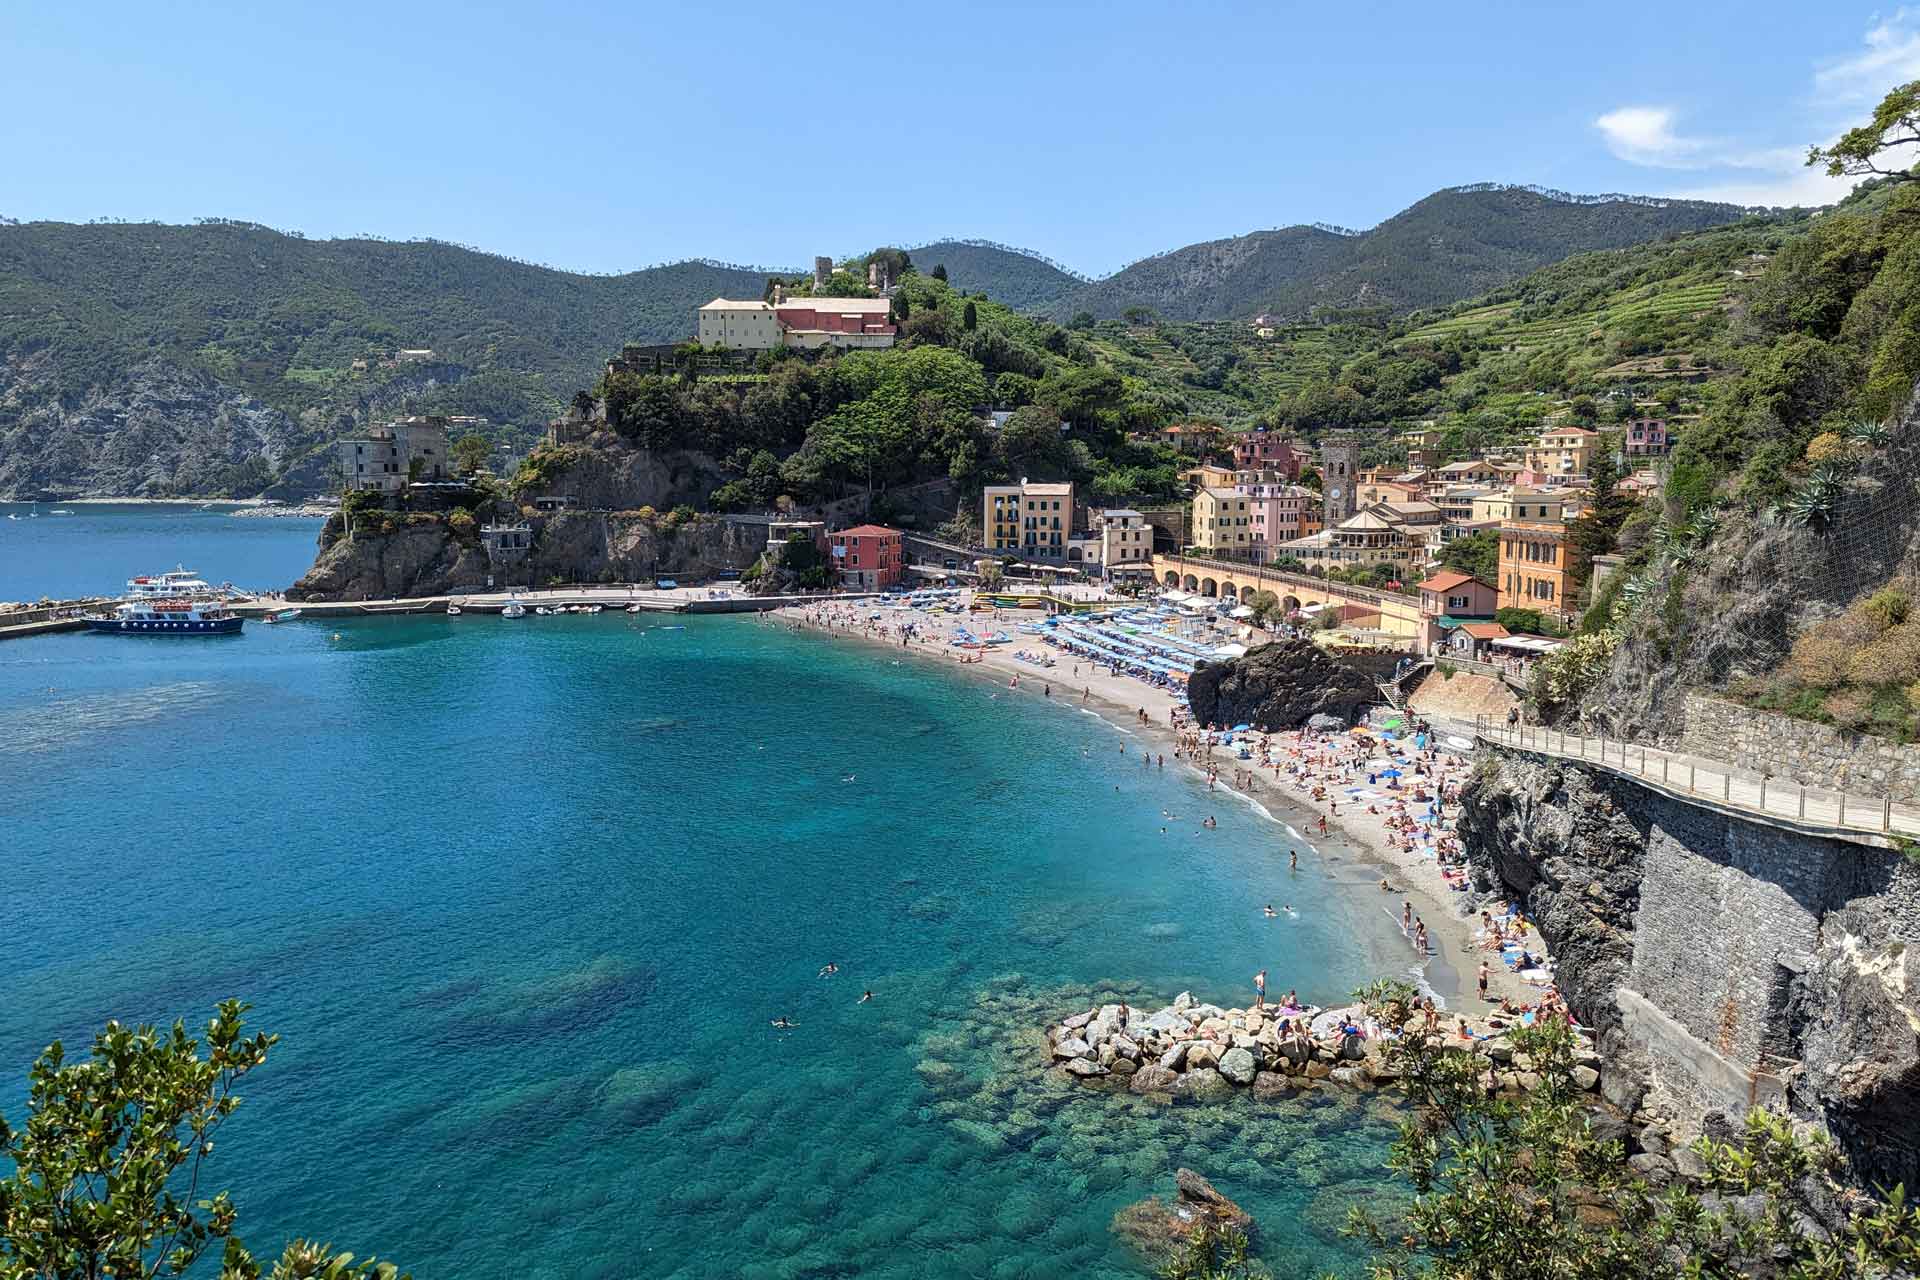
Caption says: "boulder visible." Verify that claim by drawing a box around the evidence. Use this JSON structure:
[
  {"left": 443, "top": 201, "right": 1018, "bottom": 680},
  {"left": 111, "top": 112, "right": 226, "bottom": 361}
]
[
  {"left": 1329, "top": 1066, "right": 1370, "bottom": 1088},
  {"left": 1111, "top": 1035, "right": 1141, "bottom": 1060},
  {"left": 1159, "top": 1042, "right": 1191, "bottom": 1072},
  {"left": 1338, "top": 1033, "right": 1367, "bottom": 1061},
  {"left": 1187, "top": 638, "right": 1389, "bottom": 732},
  {"left": 1671, "top": 1146, "right": 1709, "bottom": 1183},
  {"left": 1110, "top": 1057, "right": 1139, "bottom": 1077},
  {"left": 1303, "top": 1060, "right": 1333, "bottom": 1080},
  {"left": 1186, "top": 1044, "right": 1220, "bottom": 1073},
  {"left": 1052, "top": 1037, "right": 1091, "bottom": 1060},
  {"left": 1218, "top": 1046, "right": 1257, "bottom": 1086},
  {"left": 1062, "top": 1011, "right": 1094, "bottom": 1031},
  {"left": 1173, "top": 991, "right": 1195, "bottom": 1011},
  {"left": 1140, "top": 1007, "right": 1188, "bottom": 1036},
  {"left": 1251, "top": 1071, "right": 1293, "bottom": 1098},
  {"left": 1230, "top": 1033, "right": 1259, "bottom": 1051},
  {"left": 1065, "top": 1057, "right": 1107, "bottom": 1078},
  {"left": 1129, "top": 1064, "right": 1180, "bottom": 1096},
  {"left": 1172, "top": 1068, "right": 1233, "bottom": 1101},
  {"left": 1572, "top": 1065, "right": 1601, "bottom": 1091},
  {"left": 1628, "top": 1152, "right": 1675, "bottom": 1187}
]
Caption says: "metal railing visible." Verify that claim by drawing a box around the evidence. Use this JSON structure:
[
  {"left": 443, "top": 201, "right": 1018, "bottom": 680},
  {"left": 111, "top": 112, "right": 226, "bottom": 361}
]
[{"left": 1475, "top": 718, "right": 1920, "bottom": 839}]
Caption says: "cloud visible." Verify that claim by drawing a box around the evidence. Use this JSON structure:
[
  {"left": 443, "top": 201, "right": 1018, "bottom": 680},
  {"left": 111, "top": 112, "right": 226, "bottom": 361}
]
[
  {"left": 1813, "top": 7, "right": 1920, "bottom": 106},
  {"left": 1594, "top": 107, "right": 1710, "bottom": 168},
  {"left": 1596, "top": 11, "right": 1920, "bottom": 207}
]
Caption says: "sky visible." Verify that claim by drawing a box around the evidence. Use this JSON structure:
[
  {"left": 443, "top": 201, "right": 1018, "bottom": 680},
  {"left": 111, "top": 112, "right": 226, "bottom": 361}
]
[{"left": 3, "top": 1, "right": 1918, "bottom": 278}]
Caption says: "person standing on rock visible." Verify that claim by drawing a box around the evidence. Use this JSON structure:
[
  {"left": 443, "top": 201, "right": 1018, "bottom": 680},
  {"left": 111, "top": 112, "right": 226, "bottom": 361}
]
[
  {"left": 1253, "top": 969, "right": 1267, "bottom": 1009},
  {"left": 1478, "top": 960, "right": 1490, "bottom": 1000}
]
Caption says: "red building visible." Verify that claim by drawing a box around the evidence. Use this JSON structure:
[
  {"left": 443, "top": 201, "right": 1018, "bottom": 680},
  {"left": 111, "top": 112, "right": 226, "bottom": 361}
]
[
  {"left": 772, "top": 299, "right": 897, "bottom": 348},
  {"left": 1231, "top": 432, "right": 1306, "bottom": 479},
  {"left": 829, "top": 524, "right": 904, "bottom": 590}
]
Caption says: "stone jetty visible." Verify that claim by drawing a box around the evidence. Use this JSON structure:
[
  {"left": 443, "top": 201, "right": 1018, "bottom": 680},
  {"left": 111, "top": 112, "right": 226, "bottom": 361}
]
[{"left": 1046, "top": 991, "right": 1606, "bottom": 1100}]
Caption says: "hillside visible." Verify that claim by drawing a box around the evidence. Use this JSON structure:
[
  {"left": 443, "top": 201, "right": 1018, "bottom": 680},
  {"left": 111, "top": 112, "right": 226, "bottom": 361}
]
[
  {"left": 1046, "top": 186, "right": 1761, "bottom": 323},
  {"left": 904, "top": 240, "right": 1084, "bottom": 311}
]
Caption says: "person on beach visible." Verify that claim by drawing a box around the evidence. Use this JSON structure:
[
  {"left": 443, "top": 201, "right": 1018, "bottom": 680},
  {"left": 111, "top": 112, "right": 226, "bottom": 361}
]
[
  {"left": 1253, "top": 969, "right": 1267, "bottom": 1009},
  {"left": 1478, "top": 960, "right": 1490, "bottom": 999}
]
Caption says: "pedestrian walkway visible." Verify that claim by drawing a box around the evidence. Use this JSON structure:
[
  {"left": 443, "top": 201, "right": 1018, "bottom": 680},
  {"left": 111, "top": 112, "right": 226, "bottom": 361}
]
[{"left": 1476, "top": 717, "right": 1920, "bottom": 841}]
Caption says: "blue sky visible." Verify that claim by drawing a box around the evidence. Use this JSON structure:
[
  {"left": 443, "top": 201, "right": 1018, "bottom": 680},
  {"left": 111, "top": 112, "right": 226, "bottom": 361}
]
[{"left": 4, "top": 1, "right": 1917, "bottom": 277}]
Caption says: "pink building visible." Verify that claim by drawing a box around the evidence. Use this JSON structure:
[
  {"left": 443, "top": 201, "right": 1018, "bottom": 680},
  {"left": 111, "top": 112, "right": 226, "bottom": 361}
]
[
  {"left": 1624, "top": 418, "right": 1669, "bottom": 457},
  {"left": 773, "top": 300, "right": 897, "bottom": 343},
  {"left": 1241, "top": 481, "right": 1321, "bottom": 552},
  {"left": 1231, "top": 432, "right": 1306, "bottom": 479},
  {"left": 829, "top": 525, "right": 904, "bottom": 591}
]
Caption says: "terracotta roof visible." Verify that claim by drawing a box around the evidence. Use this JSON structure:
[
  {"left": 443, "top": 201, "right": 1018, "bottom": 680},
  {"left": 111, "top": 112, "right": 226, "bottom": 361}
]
[
  {"left": 832, "top": 524, "right": 900, "bottom": 538},
  {"left": 1458, "top": 622, "right": 1511, "bottom": 640},
  {"left": 1418, "top": 570, "right": 1479, "bottom": 592}
]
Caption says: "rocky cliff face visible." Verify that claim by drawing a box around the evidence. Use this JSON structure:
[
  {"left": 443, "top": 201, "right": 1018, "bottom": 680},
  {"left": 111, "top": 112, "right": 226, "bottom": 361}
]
[
  {"left": 530, "top": 429, "right": 727, "bottom": 513},
  {"left": 1578, "top": 379, "right": 1920, "bottom": 740},
  {"left": 1186, "top": 640, "right": 1391, "bottom": 730},
  {"left": 287, "top": 509, "right": 765, "bottom": 601},
  {"left": 1460, "top": 748, "right": 1920, "bottom": 1190},
  {"left": 0, "top": 352, "right": 314, "bottom": 499}
]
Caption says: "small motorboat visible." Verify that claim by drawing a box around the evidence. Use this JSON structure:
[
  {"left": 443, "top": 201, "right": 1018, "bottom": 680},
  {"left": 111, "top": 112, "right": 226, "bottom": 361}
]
[
  {"left": 625, "top": 604, "right": 643, "bottom": 614},
  {"left": 502, "top": 598, "right": 527, "bottom": 619},
  {"left": 260, "top": 608, "right": 302, "bottom": 624},
  {"left": 446, "top": 603, "right": 463, "bottom": 616},
  {"left": 536, "top": 606, "right": 554, "bottom": 616}
]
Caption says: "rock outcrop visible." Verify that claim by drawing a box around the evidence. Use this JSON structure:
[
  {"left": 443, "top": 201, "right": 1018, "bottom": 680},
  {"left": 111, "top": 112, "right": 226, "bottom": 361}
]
[
  {"left": 1186, "top": 639, "right": 1389, "bottom": 731},
  {"left": 1460, "top": 746, "right": 1920, "bottom": 1191},
  {"left": 1112, "top": 1168, "right": 1254, "bottom": 1263},
  {"left": 288, "top": 508, "right": 764, "bottom": 601}
]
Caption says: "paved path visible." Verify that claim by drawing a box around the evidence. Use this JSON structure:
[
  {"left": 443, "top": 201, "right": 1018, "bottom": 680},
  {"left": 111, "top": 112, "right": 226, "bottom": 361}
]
[{"left": 1478, "top": 720, "right": 1920, "bottom": 841}]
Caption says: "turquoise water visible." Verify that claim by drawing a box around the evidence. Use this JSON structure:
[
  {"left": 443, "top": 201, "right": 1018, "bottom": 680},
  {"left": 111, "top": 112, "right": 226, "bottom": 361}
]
[
  {"left": 2, "top": 517, "right": 1419, "bottom": 1278},
  {"left": 0, "top": 502, "right": 325, "bottom": 601}
]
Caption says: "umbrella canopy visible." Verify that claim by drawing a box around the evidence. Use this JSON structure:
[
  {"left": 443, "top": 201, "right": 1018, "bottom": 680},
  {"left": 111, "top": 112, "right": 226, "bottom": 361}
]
[
  {"left": 1380, "top": 768, "right": 1403, "bottom": 778},
  {"left": 1349, "top": 727, "right": 1373, "bottom": 736},
  {"left": 1231, "top": 723, "right": 1251, "bottom": 732}
]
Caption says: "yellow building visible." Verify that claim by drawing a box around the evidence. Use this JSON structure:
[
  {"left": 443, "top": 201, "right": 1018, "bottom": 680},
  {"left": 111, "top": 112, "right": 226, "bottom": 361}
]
[
  {"left": 1471, "top": 487, "right": 1565, "bottom": 525},
  {"left": 1524, "top": 426, "right": 1598, "bottom": 480},
  {"left": 983, "top": 480, "right": 1076, "bottom": 562},
  {"left": 1191, "top": 487, "right": 1253, "bottom": 555},
  {"left": 1180, "top": 464, "right": 1238, "bottom": 491}
]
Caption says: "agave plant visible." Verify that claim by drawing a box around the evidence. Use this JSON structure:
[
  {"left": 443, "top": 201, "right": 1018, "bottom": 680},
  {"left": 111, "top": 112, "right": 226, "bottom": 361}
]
[
  {"left": 1687, "top": 509, "right": 1722, "bottom": 544},
  {"left": 1846, "top": 417, "right": 1892, "bottom": 449},
  {"left": 1781, "top": 461, "right": 1849, "bottom": 531},
  {"left": 1620, "top": 574, "right": 1656, "bottom": 609}
]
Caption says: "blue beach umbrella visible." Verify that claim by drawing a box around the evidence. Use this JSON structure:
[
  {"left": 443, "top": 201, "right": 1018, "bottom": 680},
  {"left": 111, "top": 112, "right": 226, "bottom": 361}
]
[
  {"left": 1380, "top": 768, "right": 1403, "bottom": 778},
  {"left": 1231, "top": 723, "right": 1251, "bottom": 732}
]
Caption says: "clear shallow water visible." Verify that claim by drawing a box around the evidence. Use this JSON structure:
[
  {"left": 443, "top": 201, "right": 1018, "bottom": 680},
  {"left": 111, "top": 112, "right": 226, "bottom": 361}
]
[
  {"left": 0, "top": 502, "right": 324, "bottom": 600},
  {"left": 2, "top": 519, "right": 1419, "bottom": 1278}
]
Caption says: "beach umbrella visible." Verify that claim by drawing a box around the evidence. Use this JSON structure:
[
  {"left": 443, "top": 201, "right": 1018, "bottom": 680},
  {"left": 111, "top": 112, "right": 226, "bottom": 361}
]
[
  {"left": 1382, "top": 717, "right": 1404, "bottom": 729},
  {"left": 1232, "top": 723, "right": 1251, "bottom": 732},
  {"left": 1380, "top": 768, "right": 1403, "bottom": 778}
]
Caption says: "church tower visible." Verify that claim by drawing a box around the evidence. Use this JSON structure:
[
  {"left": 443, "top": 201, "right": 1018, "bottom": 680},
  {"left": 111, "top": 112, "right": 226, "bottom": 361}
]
[{"left": 1320, "top": 437, "right": 1359, "bottom": 528}]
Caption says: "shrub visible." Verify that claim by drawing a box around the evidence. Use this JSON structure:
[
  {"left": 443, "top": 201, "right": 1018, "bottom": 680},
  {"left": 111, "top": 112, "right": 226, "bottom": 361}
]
[{"left": 1803, "top": 430, "right": 1851, "bottom": 463}]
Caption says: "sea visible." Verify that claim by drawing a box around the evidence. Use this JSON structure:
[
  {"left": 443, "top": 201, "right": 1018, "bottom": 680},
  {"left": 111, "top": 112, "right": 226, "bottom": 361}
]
[{"left": 1, "top": 504, "right": 1424, "bottom": 1278}]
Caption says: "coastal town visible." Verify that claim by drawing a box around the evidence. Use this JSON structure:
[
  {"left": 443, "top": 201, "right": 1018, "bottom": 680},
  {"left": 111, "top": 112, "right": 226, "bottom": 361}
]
[{"left": 10, "top": 28, "right": 1920, "bottom": 1279}]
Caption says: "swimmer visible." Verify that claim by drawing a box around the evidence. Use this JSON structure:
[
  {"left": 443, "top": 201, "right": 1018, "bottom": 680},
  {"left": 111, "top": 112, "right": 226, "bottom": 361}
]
[
  {"left": 770, "top": 1017, "right": 798, "bottom": 1029},
  {"left": 842, "top": 774, "right": 857, "bottom": 783},
  {"left": 1201, "top": 816, "right": 1217, "bottom": 829},
  {"left": 1289, "top": 849, "right": 1299, "bottom": 871},
  {"left": 1263, "top": 904, "right": 1276, "bottom": 919},
  {"left": 818, "top": 963, "right": 839, "bottom": 978},
  {"left": 858, "top": 990, "right": 874, "bottom": 1004}
]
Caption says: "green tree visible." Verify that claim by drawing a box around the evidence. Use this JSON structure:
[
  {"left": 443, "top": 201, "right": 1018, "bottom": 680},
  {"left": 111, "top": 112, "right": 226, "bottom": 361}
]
[
  {"left": 1808, "top": 79, "right": 1920, "bottom": 184},
  {"left": 0, "top": 1001, "right": 406, "bottom": 1280},
  {"left": 1438, "top": 530, "right": 1498, "bottom": 584},
  {"left": 1348, "top": 1014, "right": 1920, "bottom": 1280},
  {"left": 962, "top": 301, "right": 978, "bottom": 331},
  {"left": 1068, "top": 311, "right": 1095, "bottom": 331},
  {"left": 930, "top": 264, "right": 948, "bottom": 282},
  {"left": 891, "top": 293, "right": 911, "bottom": 323},
  {"left": 450, "top": 433, "right": 491, "bottom": 476}
]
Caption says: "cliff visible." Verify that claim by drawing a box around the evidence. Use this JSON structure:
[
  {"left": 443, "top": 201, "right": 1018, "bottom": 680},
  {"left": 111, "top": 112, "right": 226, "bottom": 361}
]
[
  {"left": 1186, "top": 640, "right": 1393, "bottom": 730},
  {"left": 1459, "top": 747, "right": 1920, "bottom": 1191},
  {"left": 287, "top": 508, "right": 765, "bottom": 601},
  {"left": 519, "top": 428, "right": 727, "bottom": 513}
]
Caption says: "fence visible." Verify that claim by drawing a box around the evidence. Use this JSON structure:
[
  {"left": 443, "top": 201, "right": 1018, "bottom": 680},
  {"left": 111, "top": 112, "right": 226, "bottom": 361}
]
[{"left": 1475, "top": 718, "right": 1920, "bottom": 839}]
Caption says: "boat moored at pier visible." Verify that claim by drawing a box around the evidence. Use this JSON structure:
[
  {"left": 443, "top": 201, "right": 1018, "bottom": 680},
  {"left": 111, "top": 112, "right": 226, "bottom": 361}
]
[{"left": 85, "top": 597, "right": 244, "bottom": 636}]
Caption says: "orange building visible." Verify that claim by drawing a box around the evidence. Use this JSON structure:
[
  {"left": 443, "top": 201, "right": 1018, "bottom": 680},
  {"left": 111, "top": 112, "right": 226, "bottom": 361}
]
[{"left": 1497, "top": 520, "right": 1574, "bottom": 623}]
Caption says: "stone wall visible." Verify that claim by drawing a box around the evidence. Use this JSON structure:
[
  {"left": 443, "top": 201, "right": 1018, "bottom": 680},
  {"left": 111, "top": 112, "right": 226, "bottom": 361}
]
[
  {"left": 1678, "top": 693, "right": 1920, "bottom": 803},
  {"left": 1459, "top": 747, "right": 1920, "bottom": 1190}
]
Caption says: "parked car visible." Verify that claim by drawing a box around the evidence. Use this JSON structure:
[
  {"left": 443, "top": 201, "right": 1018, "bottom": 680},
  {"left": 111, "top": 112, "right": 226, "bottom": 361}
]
[{"left": 655, "top": 578, "right": 679, "bottom": 589}]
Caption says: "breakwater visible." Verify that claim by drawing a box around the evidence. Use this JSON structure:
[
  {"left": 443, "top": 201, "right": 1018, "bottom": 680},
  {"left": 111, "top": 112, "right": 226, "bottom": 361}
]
[{"left": 1046, "top": 991, "right": 1608, "bottom": 1101}]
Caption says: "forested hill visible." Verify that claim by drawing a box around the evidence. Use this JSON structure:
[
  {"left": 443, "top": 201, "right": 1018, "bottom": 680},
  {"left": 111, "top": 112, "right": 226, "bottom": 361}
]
[
  {"left": 1044, "top": 186, "right": 1760, "bottom": 323},
  {"left": 902, "top": 240, "right": 1085, "bottom": 311}
]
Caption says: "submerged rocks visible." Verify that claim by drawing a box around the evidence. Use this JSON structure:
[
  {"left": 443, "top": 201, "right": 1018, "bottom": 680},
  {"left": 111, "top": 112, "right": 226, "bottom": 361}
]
[{"left": 1113, "top": 1168, "right": 1255, "bottom": 1264}]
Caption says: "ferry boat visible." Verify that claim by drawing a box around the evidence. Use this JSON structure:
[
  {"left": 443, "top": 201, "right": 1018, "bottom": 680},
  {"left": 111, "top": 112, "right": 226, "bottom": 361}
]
[
  {"left": 126, "top": 568, "right": 218, "bottom": 599},
  {"left": 85, "top": 597, "right": 244, "bottom": 636}
]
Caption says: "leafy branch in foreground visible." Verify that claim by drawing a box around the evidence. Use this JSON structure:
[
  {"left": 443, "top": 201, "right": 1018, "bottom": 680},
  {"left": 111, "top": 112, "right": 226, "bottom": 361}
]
[
  {"left": 1347, "top": 1016, "right": 1920, "bottom": 1279},
  {"left": 0, "top": 1000, "right": 406, "bottom": 1280}
]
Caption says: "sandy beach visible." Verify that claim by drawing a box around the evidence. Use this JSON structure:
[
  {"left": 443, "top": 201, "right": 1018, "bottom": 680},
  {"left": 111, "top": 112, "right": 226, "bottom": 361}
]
[{"left": 765, "top": 593, "right": 1558, "bottom": 1015}]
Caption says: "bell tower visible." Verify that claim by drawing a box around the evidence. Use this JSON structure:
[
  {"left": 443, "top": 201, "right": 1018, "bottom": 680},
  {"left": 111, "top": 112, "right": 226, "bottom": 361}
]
[{"left": 1320, "top": 437, "right": 1359, "bottom": 528}]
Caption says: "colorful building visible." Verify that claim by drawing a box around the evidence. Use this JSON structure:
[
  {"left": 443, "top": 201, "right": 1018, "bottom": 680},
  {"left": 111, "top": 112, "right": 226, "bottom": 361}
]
[
  {"left": 1417, "top": 569, "right": 1499, "bottom": 651},
  {"left": 1241, "top": 481, "right": 1321, "bottom": 554},
  {"left": 1191, "top": 487, "right": 1254, "bottom": 555},
  {"left": 1524, "top": 426, "right": 1598, "bottom": 482},
  {"left": 1229, "top": 432, "right": 1306, "bottom": 478},
  {"left": 1471, "top": 487, "right": 1565, "bottom": 525},
  {"left": 983, "top": 480, "right": 1076, "bottom": 563},
  {"left": 1497, "top": 520, "right": 1573, "bottom": 622},
  {"left": 697, "top": 297, "right": 897, "bottom": 351},
  {"left": 1625, "top": 418, "right": 1670, "bottom": 457},
  {"left": 829, "top": 524, "right": 903, "bottom": 590}
]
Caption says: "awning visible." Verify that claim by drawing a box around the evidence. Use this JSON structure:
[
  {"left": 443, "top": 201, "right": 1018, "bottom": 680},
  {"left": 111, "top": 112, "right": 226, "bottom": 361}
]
[
  {"left": 1489, "top": 636, "right": 1563, "bottom": 654},
  {"left": 1436, "top": 614, "right": 1496, "bottom": 629},
  {"left": 1162, "top": 590, "right": 1193, "bottom": 603},
  {"left": 1298, "top": 603, "right": 1327, "bottom": 615},
  {"left": 1229, "top": 605, "right": 1254, "bottom": 619}
]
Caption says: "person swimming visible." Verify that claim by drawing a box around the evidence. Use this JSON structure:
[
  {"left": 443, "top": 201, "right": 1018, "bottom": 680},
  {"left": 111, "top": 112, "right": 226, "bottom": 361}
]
[
  {"left": 770, "top": 1017, "right": 798, "bottom": 1029},
  {"left": 858, "top": 990, "right": 874, "bottom": 1004},
  {"left": 1264, "top": 904, "right": 1276, "bottom": 918},
  {"left": 818, "top": 963, "right": 838, "bottom": 977},
  {"left": 1202, "top": 816, "right": 1217, "bottom": 829}
]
